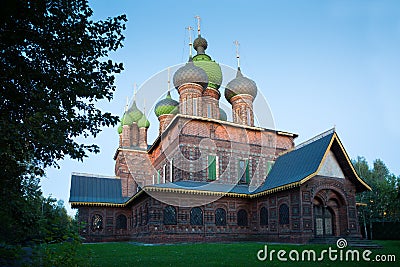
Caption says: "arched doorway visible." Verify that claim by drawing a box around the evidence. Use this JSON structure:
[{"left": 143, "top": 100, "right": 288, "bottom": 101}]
[{"left": 313, "top": 189, "right": 347, "bottom": 237}]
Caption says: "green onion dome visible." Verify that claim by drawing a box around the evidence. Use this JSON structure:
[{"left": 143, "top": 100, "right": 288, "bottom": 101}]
[
  {"left": 173, "top": 57, "right": 208, "bottom": 90},
  {"left": 127, "top": 101, "right": 143, "bottom": 123},
  {"left": 225, "top": 68, "right": 257, "bottom": 103},
  {"left": 121, "top": 111, "right": 134, "bottom": 126},
  {"left": 154, "top": 92, "right": 179, "bottom": 117},
  {"left": 137, "top": 114, "right": 150, "bottom": 128},
  {"left": 193, "top": 54, "right": 222, "bottom": 90},
  {"left": 219, "top": 108, "right": 227, "bottom": 121},
  {"left": 117, "top": 123, "right": 123, "bottom": 134}
]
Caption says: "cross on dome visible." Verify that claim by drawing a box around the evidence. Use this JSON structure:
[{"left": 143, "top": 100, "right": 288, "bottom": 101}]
[
  {"left": 234, "top": 40, "right": 240, "bottom": 69},
  {"left": 185, "top": 26, "right": 193, "bottom": 57},
  {"left": 195, "top": 15, "right": 201, "bottom": 35}
]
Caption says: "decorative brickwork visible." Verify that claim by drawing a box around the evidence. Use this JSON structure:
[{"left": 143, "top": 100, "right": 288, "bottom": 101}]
[
  {"left": 230, "top": 94, "right": 254, "bottom": 126},
  {"left": 158, "top": 113, "right": 175, "bottom": 135},
  {"left": 178, "top": 83, "right": 204, "bottom": 116},
  {"left": 202, "top": 87, "right": 220, "bottom": 120}
]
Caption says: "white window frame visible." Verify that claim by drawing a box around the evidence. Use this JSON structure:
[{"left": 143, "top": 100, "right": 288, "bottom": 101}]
[
  {"left": 216, "top": 155, "right": 219, "bottom": 180},
  {"left": 170, "top": 159, "right": 173, "bottom": 182},
  {"left": 193, "top": 98, "right": 198, "bottom": 116},
  {"left": 163, "top": 164, "right": 166, "bottom": 183}
]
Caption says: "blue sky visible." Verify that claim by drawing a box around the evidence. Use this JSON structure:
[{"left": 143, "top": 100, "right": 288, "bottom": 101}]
[{"left": 41, "top": 0, "right": 400, "bottom": 214}]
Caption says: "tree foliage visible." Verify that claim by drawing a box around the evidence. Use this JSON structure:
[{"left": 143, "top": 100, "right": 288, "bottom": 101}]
[
  {"left": 354, "top": 157, "right": 400, "bottom": 224},
  {"left": 0, "top": 0, "right": 126, "bottom": 244}
]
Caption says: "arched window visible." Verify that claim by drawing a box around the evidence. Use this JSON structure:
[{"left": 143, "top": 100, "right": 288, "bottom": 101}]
[
  {"left": 237, "top": 209, "right": 248, "bottom": 226},
  {"left": 260, "top": 207, "right": 268, "bottom": 226},
  {"left": 116, "top": 214, "right": 127, "bottom": 230},
  {"left": 190, "top": 207, "right": 203, "bottom": 225},
  {"left": 215, "top": 208, "right": 226, "bottom": 226},
  {"left": 279, "top": 204, "right": 289, "bottom": 225},
  {"left": 91, "top": 214, "right": 103, "bottom": 232},
  {"left": 163, "top": 205, "right": 177, "bottom": 225}
]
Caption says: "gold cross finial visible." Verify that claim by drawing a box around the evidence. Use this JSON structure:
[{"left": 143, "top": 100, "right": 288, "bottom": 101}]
[
  {"left": 194, "top": 15, "right": 201, "bottom": 35},
  {"left": 234, "top": 40, "right": 240, "bottom": 68},
  {"left": 185, "top": 26, "right": 193, "bottom": 57}
]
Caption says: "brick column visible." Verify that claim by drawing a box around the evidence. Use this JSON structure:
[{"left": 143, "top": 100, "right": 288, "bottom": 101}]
[
  {"left": 158, "top": 113, "right": 175, "bottom": 135},
  {"left": 122, "top": 125, "right": 131, "bottom": 147},
  {"left": 202, "top": 87, "right": 220, "bottom": 119},
  {"left": 130, "top": 122, "right": 139, "bottom": 147},
  {"left": 139, "top": 127, "right": 148, "bottom": 149},
  {"left": 178, "top": 83, "right": 203, "bottom": 116}
]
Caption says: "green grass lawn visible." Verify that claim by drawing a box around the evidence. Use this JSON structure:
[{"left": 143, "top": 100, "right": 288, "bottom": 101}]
[{"left": 67, "top": 240, "right": 399, "bottom": 267}]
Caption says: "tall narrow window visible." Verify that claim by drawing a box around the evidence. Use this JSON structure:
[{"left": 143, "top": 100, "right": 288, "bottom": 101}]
[
  {"left": 163, "top": 205, "right": 177, "bottom": 225},
  {"left": 157, "top": 170, "right": 160, "bottom": 184},
  {"left": 215, "top": 208, "right": 226, "bottom": 226},
  {"left": 193, "top": 98, "right": 198, "bottom": 116},
  {"left": 279, "top": 204, "right": 289, "bottom": 225},
  {"left": 238, "top": 159, "right": 249, "bottom": 184},
  {"left": 182, "top": 99, "right": 187, "bottom": 114},
  {"left": 247, "top": 109, "right": 251, "bottom": 125},
  {"left": 260, "top": 207, "right": 268, "bottom": 226},
  {"left": 207, "top": 103, "right": 212, "bottom": 118},
  {"left": 208, "top": 155, "right": 216, "bottom": 181},
  {"left": 237, "top": 209, "right": 248, "bottom": 226},
  {"left": 190, "top": 207, "right": 203, "bottom": 225}
]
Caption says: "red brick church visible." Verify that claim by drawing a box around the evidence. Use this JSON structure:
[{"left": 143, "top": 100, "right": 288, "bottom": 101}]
[{"left": 69, "top": 26, "right": 371, "bottom": 243}]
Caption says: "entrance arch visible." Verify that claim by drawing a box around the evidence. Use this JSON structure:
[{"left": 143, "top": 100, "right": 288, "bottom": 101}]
[{"left": 313, "top": 189, "right": 347, "bottom": 237}]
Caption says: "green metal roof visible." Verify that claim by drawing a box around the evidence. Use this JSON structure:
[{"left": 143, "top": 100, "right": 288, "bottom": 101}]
[
  {"left": 254, "top": 132, "right": 334, "bottom": 193},
  {"left": 150, "top": 180, "right": 251, "bottom": 194},
  {"left": 69, "top": 174, "right": 127, "bottom": 204}
]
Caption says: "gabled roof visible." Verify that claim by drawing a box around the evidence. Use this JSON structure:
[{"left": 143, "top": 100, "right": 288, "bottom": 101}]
[
  {"left": 69, "top": 173, "right": 128, "bottom": 206},
  {"left": 254, "top": 129, "right": 371, "bottom": 196}
]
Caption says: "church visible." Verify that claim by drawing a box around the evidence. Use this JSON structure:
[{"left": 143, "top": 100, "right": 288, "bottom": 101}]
[{"left": 69, "top": 22, "right": 371, "bottom": 243}]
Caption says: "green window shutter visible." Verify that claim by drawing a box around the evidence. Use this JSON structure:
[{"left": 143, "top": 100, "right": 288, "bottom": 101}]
[
  {"left": 245, "top": 159, "right": 250, "bottom": 184},
  {"left": 208, "top": 155, "right": 216, "bottom": 180}
]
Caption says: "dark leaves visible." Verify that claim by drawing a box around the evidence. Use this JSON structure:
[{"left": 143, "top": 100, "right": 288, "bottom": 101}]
[{"left": 0, "top": 0, "right": 125, "bottom": 171}]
